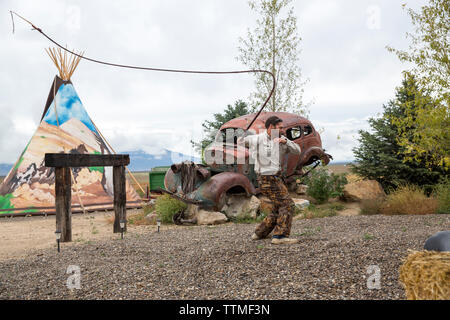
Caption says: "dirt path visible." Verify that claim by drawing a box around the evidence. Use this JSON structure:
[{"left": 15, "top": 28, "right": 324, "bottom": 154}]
[{"left": 0, "top": 209, "right": 165, "bottom": 261}]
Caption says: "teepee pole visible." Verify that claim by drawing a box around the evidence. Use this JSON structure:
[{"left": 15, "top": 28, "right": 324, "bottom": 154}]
[{"left": 90, "top": 119, "right": 147, "bottom": 197}]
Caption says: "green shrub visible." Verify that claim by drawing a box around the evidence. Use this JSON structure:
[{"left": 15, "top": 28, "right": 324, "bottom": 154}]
[
  {"left": 434, "top": 177, "right": 450, "bottom": 214},
  {"left": 303, "top": 168, "right": 347, "bottom": 204},
  {"left": 154, "top": 194, "right": 187, "bottom": 223}
]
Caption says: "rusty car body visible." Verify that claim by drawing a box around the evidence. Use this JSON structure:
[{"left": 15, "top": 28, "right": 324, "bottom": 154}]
[{"left": 163, "top": 112, "right": 332, "bottom": 211}]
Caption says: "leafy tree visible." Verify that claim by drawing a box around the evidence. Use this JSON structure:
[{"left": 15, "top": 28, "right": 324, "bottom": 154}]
[
  {"left": 387, "top": 0, "right": 449, "bottom": 94},
  {"left": 191, "top": 100, "right": 249, "bottom": 156},
  {"left": 237, "top": 0, "right": 307, "bottom": 115},
  {"left": 390, "top": 72, "right": 449, "bottom": 169},
  {"left": 387, "top": 0, "right": 449, "bottom": 169},
  {"left": 351, "top": 74, "right": 446, "bottom": 192}
]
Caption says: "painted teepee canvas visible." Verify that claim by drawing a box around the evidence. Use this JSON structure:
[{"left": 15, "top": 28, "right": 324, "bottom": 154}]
[{"left": 0, "top": 49, "right": 142, "bottom": 215}]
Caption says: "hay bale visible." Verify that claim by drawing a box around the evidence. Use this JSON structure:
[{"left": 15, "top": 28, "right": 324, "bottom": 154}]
[{"left": 399, "top": 250, "right": 450, "bottom": 300}]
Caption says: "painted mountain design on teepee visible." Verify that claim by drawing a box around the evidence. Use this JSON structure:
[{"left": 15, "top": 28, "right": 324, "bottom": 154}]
[{"left": 0, "top": 76, "right": 142, "bottom": 215}]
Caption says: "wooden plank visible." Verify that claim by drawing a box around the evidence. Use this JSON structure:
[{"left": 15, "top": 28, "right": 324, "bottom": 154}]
[
  {"left": 45, "top": 153, "right": 130, "bottom": 168},
  {"left": 113, "top": 165, "right": 127, "bottom": 233},
  {"left": 55, "top": 167, "right": 72, "bottom": 242}
]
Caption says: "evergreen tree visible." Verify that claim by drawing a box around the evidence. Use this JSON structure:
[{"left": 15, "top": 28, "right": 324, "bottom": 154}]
[
  {"left": 191, "top": 100, "right": 249, "bottom": 155},
  {"left": 351, "top": 74, "right": 446, "bottom": 192}
]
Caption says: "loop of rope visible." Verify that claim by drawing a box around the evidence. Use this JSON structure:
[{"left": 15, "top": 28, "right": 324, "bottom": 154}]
[{"left": 10, "top": 11, "right": 275, "bottom": 131}]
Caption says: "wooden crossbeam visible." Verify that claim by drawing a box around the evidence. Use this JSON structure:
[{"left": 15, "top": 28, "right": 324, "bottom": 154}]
[{"left": 45, "top": 153, "right": 130, "bottom": 168}]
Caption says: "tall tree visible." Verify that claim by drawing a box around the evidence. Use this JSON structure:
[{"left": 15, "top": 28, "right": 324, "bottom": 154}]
[
  {"left": 351, "top": 74, "right": 445, "bottom": 192},
  {"left": 237, "top": 0, "right": 307, "bottom": 115},
  {"left": 386, "top": 0, "right": 449, "bottom": 169}
]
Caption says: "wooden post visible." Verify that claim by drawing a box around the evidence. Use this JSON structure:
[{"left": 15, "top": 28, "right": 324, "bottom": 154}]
[
  {"left": 45, "top": 153, "right": 131, "bottom": 238},
  {"left": 113, "top": 165, "right": 126, "bottom": 233},
  {"left": 55, "top": 167, "right": 72, "bottom": 242}
]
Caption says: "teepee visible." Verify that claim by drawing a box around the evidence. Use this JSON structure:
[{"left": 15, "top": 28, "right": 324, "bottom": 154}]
[{"left": 0, "top": 48, "right": 143, "bottom": 216}]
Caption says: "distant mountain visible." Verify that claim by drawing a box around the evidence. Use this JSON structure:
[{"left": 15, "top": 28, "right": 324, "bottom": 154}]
[
  {"left": 124, "top": 149, "right": 202, "bottom": 172},
  {"left": 0, "top": 164, "right": 12, "bottom": 176},
  {"left": 0, "top": 149, "right": 200, "bottom": 176},
  {"left": 0, "top": 150, "right": 353, "bottom": 175}
]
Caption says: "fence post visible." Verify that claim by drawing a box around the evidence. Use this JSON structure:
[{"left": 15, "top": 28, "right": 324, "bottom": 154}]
[
  {"left": 55, "top": 167, "right": 72, "bottom": 242},
  {"left": 113, "top": 165, "right": 126, "bottom": 233}
]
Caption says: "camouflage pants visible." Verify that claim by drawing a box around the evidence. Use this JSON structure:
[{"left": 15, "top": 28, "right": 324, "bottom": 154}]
[{"left": 254, "top": 175, "right": 295, "bottom": 238}]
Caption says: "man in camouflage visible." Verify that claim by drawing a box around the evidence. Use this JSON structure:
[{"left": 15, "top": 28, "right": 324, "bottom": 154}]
[{"left": 240, "top": 116, "right": 301, "bottom": 245}]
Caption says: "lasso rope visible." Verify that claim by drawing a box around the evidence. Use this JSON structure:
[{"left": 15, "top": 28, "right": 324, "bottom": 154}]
[{"left": 10, "top": 11, "right": 275, "bottom": 131}]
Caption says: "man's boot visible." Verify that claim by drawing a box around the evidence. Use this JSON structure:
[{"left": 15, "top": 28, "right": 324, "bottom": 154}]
[{"left": 271, "top": 236, "right": 299, "bottom": 245}]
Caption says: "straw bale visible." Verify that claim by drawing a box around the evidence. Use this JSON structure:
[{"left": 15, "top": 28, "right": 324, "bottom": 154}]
[{"left": 399, "top": 250, "right": 450, "bottom": 300}]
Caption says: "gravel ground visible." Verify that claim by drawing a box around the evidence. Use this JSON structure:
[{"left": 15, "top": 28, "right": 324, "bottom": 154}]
[{"left": 0, "top": 214, "right": 448, "bottom": 300}]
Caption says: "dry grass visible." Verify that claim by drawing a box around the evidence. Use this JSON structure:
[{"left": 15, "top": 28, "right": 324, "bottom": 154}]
[
  {"left": 105, "top": 205, "right": 154, "bottom": 226},
  {"left": 380, "top": 185, "right": 438, "bottom": 215},
  {"left": 346, "top": 173, "right": 364, "bottom": 184},
  {"left": 360, "top": 198, "right": 384, "bottom": 215},
  {"left": 399, "top": 250, "right": 450, "bottom": 300}
]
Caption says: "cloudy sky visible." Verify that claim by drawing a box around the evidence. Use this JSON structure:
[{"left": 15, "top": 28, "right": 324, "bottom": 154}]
[{"left": 0, "top": 0, "right": 424, "bottom": 164}]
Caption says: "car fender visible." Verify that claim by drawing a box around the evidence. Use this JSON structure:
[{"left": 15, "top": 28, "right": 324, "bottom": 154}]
[
  {"left": 299, "top": 146, "right": 331, "bottom": 166},
  {"left": 194, "top": 171, "right": 256, "bottom": 210}
]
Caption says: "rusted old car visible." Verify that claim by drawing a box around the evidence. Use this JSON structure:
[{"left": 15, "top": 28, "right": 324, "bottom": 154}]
[{"left": 163, "top": 112, "right": 332, "bottom": 211}]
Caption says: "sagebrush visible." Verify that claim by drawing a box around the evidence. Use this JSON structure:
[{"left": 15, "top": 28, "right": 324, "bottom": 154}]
[
  {"left": 380, "top": 184, "right": 438, "bottom": 215},
  {"left": 155, "top": 194, "right": 187, "bottom": 223},
  {"left": 303, "top": 168, "right": 347, "bottom": 204}
]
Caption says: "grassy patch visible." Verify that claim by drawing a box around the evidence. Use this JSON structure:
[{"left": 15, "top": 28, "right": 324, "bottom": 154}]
[
  {"left": 363, "top": 233, "right": 375, "bottom": 240},
  {"left": 127, "top": 205, "right": 155, "bottom": 226},
  {"left": 230, "top": 211, "right": 267, "bottom": 224},
  {"left": 294, "top": 226, "right": 322, "bottom": 237},
  {"left": 298, "top": 202, "right": 345, "bottom": 219}
]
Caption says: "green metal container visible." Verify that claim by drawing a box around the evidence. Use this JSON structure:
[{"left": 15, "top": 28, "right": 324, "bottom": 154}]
[{"left": 149, "top": 166, "right": 170, "bottom": 191}]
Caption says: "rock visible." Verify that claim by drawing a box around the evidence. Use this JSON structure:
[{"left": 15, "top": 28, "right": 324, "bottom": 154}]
[
  {"left": 184, "top": 204, "right": 199, "bottom": 220},
  {"left": 296, "top": 184, "right": 308, "bottom": 195},
  {"left": 293, "top": 199, "right": 310, "bottom": 210},
  {"left": 341, "top": 180, "right": 385, "bottom": 202},
  {"left": 196, "top": 210, "right": 228, "bottom": 225},
  {"left": 424, "top": 231, "right": 450, "bottom": 252},
  {"left": 144, "top": 212, "right": 158, "bottom": 225},
  {"left": 184, "top": 204, "right": 228, "bottom": 225},
  {"left": 222, "top": 195, "right": 261, "bottom": 219}
]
